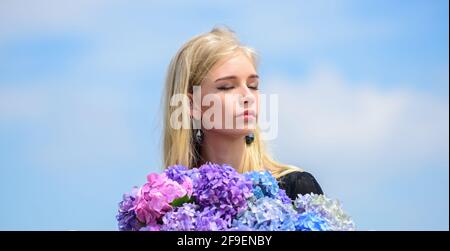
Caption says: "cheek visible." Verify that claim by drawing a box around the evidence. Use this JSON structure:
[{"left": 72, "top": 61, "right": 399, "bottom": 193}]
[
  {"left": 222, "top": 94, "right": 241, "bottom": 116},
  {"left": 199, "top": 93, "right": 232, "bottom": 117}
]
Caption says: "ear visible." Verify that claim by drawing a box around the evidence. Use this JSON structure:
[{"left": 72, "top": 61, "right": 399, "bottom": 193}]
[
  {"left": 187, "top": 92, "right": 193, "bottom": 118},
  {"left": 187, "top": 92, "right": 201, "bottom": 120}
]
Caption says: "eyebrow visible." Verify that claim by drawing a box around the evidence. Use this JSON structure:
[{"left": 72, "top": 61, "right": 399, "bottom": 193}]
[{"left": 214, "top": 74, "right": 259, "bottom": 83}]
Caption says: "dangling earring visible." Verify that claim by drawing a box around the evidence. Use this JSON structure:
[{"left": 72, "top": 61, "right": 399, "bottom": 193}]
[
  {"left": 245, "top": 133, "right": 254, "bottom": 145},
  {"left": 192, "top": 116, "right": 203, "bottom": 144},
  {"left": 195, "top": 129, "right": 203, "bottom": 144}
]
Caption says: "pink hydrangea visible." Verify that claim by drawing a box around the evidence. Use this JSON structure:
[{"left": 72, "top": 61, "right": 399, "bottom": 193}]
[{"left": 134, "top": 173, "right": 193, "bottom": 225}]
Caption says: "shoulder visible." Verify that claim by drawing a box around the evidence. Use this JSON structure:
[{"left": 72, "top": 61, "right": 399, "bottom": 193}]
[{"left": 277, "top": 170, "right": 324, "bottom": 200}]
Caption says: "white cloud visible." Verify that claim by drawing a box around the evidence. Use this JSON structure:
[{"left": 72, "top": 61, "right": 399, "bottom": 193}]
[
  {"left": 0, "top": 0, "right": 107, "bottom": 36},
  {"left": 0, "top": 85, "right": 144, "bottom": 169},
  {"left": 264, "top": 65, "right": 449, "bottom": 175}
]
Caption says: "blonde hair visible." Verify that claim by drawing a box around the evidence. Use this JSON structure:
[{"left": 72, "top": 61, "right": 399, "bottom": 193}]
[{"left": 162, "top": 26, "right": 302, "bottom": 179}]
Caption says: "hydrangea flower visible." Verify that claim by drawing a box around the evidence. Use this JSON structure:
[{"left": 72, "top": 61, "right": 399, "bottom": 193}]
[
  {"left": 245, "top": 171, "right": 292, "bottom": 204},
  {"left": 193, "top": 162, "right": 253, "bottom": 218},
  {"left": 194, "top": 206, "right": 234, "bottom": 231},
  {"left": 277, "top": 189, "right": 292, "bottom": 204},
  {"left": 117, "top": 163, "right": 356, "bottom": 231},
  {"left": 161, "top": 204, "right": 232, "bottom": 231},
  {"left": 134, "top": 173, "right": 193, "bottom": 226},
  {"left": 161, "top": 203, "right": 198, "bottom": 231},
  {"left": 293, "top": 193, "right": 356, "bottom": 231},
  {"left": 232, "top": 197, "right": 298, "bottom": 231},
  {"left": 116, "top": 186, "right": 142, "bottom": 231},
  {"left": 164, "top": 165, "right": 190, "bottom": 183},
  {"left": 295, "top": 212, "right": 332, "bottom": 231},
  {"left": 139, "top": 223, "right": 161, "bottom": 231}
]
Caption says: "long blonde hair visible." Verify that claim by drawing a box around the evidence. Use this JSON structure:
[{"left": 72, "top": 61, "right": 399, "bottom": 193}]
[{"left": 162, "top": 26, "right": 302, "bottom": 179}]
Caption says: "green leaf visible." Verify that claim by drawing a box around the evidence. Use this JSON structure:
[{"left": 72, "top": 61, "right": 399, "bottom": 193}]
[{"left": 170, "top": 195, "right": 193, "bottom": 207}]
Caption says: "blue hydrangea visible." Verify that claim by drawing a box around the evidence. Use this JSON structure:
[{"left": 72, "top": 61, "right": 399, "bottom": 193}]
[
  {"left": 232, "top": 197, "right": 298, "bottom": 231},
  {"left": 295, "top": 212, "right": 332, "bottom": 231},
  {"left": 245, "top": 171, "right": 292, "bottom": 204}
]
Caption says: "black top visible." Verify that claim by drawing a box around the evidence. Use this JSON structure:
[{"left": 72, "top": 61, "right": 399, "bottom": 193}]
[{"left": 277, "top": 171, "right": 324, "bottom": 200}]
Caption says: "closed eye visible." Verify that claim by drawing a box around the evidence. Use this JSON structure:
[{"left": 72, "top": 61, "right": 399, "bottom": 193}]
[
  {"left": 217, "top": 85, "right": 234, "bottom": 91},
  {"left": 248, "top": 82, "right": 259, "bottom": 90}
]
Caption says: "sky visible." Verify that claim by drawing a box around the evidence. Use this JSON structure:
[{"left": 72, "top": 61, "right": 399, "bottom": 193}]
[{"left": 0, "top": 0, "right": 448, "bottom": 230}]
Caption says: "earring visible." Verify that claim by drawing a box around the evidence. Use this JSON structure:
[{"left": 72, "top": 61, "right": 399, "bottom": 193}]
[
  {"left": 245, "top": 133, "right": 254, "bottom": 145},
  {"left": 195, "top": 129, "right": 203, "bottom": 144}
]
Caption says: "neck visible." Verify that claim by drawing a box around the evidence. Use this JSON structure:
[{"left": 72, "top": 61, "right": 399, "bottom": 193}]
[{"left": 200, "top": 131, "right": 246, "bottom": 172}]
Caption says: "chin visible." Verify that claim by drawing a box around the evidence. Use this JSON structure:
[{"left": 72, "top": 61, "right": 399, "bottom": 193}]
[{"left": 214, "top": 128, "right": 256, "bottom": 138}]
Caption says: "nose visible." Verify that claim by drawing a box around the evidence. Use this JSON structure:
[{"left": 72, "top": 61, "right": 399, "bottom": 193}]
[{"left": 239, "top": 85, "right": 256, "bottom": 106}]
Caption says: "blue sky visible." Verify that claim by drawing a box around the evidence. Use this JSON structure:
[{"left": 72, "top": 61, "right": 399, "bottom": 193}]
[{"left": 0, "top": 0, "right": 448, "bottom": 230}]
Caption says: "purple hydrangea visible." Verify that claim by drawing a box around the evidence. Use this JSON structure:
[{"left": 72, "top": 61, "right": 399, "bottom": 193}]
[
  {"left": 164, "top": 164, "right": 190, "bottom": 184},
  {"left": 161, "top": 203, "right": 198, "bottom": 231},
  {"left": 116, "top": 187, "right": 142, "bottom": 231},
  {"left": 161, "top": 204, "right": 233, "bottom": 231},
  {"left": 139, "top": 223, "right": 161, "bottom": 231},
  {"left": 277, "top": 189, "right": 292, "bottom": 204},
  {"left": 194, "top": 206, "right": 234, "bottom": 231},
  {"left": 192, "top": 162, "right": 253, "bottom": 218}
]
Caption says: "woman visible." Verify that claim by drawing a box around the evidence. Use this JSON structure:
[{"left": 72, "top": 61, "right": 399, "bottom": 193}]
[{"left": 161, "top": 26, "right": 323, "bottom": 200}]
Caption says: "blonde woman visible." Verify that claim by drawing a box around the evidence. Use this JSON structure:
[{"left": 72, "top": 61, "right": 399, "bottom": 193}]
[{"left": 162, "top": 26, "right": 323, "bottom": 200}]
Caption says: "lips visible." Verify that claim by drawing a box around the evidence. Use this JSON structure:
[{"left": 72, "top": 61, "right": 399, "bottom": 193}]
[{"left": 240, "top": 110, "right": 256, "bottom": 117}]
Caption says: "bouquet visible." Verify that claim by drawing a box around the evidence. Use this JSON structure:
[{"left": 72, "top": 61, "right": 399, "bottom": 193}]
[{"left": 116, "top": 163, "right": 356, "bottom": 231}]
